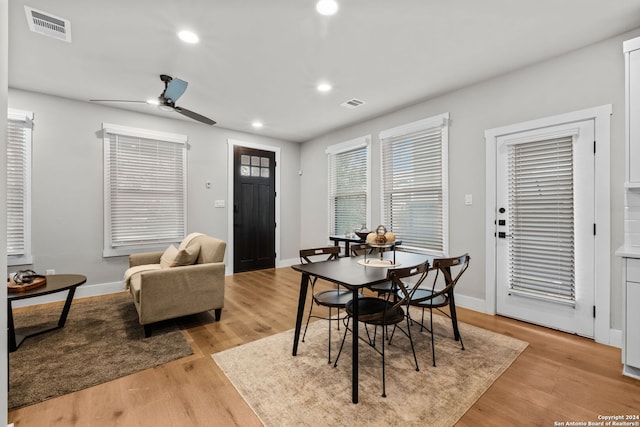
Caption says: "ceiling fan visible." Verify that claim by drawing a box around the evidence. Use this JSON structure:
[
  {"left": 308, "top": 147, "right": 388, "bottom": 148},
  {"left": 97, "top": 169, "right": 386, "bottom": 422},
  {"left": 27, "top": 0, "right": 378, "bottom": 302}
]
[{"left": 90, "top": 74, "right": 216, "bottom": 125}]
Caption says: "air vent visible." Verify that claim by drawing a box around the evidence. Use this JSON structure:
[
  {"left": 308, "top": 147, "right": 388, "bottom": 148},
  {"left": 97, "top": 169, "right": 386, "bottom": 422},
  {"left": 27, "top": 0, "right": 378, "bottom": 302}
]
[
  {"left": 24, "top": 6, "right": 72, "bottom": 43},
  {"left": 340, "top": 98, "right": 366, "bottom": 109}
]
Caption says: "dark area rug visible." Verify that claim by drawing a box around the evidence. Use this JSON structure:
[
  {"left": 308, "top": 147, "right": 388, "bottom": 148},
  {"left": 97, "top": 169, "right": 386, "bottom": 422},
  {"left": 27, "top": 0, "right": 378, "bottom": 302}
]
[{"left": 9, "top": 292, "right": 194, "bottom": 411}]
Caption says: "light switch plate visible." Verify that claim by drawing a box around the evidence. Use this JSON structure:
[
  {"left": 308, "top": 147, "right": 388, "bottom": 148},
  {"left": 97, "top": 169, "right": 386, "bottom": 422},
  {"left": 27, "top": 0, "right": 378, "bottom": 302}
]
[
  {"left": 465, "top": 194, "right": 473, "bottom": 205},
  {"left": 214, "top": 200, "right": 225, "bottom": 208}
]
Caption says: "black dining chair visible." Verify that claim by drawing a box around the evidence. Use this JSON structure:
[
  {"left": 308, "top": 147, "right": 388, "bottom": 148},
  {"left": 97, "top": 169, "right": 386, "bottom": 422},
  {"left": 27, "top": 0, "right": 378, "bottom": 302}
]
[
  {"left": 350, "top": 243, "right": 396, "bottom": 297},
  {"left": 300, "top": 246, "right": 352, "bottom": 364},
  {"left": 333, "top": 260, "right": 430, "bottom": 397},
  {"left": 400, "top": 253, "right": 470, "bottom": 367}
]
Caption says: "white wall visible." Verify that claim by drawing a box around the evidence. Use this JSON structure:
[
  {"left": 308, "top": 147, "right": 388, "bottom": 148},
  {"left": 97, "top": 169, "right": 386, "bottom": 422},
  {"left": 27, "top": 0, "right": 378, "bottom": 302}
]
[
  {"left": 7, "top": 89, "right": 301, "bottom": 294},
  {"left": 1, "top": 0, "right": 9, "bottom": 423},
  {"left": 301, "top": 28, "right": 640, "bottom": 330}
]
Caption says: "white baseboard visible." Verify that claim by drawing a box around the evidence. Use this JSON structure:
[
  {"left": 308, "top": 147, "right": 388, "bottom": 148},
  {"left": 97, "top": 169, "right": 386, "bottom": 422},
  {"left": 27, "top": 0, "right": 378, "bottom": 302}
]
[
  {"left": 609, "top": 328, "right": 623, "bottom": 348},
  {"left": 454, "top": 294, "right": 487, "bottom": 314},
  {"left": 10, "top": 281, "right": 125, "bottom": 308},
  {"left": 277, "top": 257, "right": 299, "bottom": 268},
  {"left": 623, "top": 364, "right": 640, "bottom": 380}
]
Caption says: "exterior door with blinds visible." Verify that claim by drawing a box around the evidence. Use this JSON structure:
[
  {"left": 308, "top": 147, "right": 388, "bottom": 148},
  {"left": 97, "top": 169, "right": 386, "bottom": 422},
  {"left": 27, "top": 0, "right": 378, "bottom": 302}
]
[{"left": 495, "top": 119, "right": 595, "bottom": 337}]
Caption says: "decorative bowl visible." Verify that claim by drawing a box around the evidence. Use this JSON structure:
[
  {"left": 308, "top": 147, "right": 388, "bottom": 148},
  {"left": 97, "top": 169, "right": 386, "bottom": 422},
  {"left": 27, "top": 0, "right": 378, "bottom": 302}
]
[{"left": 355, "top": 231, "right": 370, "bottom": 241}]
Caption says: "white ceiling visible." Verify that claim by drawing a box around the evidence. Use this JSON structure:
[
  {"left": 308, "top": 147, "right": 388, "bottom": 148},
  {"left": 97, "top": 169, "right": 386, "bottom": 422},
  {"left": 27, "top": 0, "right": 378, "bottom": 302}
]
[{"left": 8, "top": 0, "right": 640, "bottom": 142}]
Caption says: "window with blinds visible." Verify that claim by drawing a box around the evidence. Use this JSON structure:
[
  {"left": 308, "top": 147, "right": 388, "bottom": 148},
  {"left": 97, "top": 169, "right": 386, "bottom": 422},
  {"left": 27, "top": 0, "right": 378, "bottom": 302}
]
[
  {"left": 380, "top": 114, "right": 449, "bottom": 254},
  {"left": 327, "top": 136, "right": 370, "bottom": 236},
  {"left": 507, "top": 136, "right": 576, "bottom": 306},
  {"left": 103, "top": 124, "right": 188, "bottom": 257},
  {"left": 7, "top": 109, "right": 33, "bottom": 265}
]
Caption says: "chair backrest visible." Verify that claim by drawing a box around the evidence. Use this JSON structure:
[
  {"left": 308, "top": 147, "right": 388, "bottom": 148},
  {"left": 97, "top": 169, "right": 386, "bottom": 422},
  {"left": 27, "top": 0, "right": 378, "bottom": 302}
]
[
  {"left": 429, "top": 253, "right": 470, "bottom": 298},
  {"left": 349, "top": 243, "right": 371, "bottom": 257},
  {"left": 383, "top": 260, "right": 431, "bottom": 313},
  {"left": 299, "top": 246, "right": 341, "bottom": 264}
]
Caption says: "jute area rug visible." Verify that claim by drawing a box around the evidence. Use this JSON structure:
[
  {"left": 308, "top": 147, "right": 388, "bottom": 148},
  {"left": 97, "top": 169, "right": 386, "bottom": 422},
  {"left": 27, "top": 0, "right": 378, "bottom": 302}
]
[
  {"left": 213, "top": 310, "right": 528, "bottom": 427},
  {"left": 9, "top": 293, "right": 193, "bottom": 411}
]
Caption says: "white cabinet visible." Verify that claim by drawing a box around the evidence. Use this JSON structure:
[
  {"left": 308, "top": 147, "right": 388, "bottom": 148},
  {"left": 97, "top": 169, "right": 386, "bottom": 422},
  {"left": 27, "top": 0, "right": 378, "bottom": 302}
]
[
  {"left": 624, "top": 37, "right": 640, "bottom": 187},
  {"left": 623, "top": 257, "right": 640, "bottom": 379}
]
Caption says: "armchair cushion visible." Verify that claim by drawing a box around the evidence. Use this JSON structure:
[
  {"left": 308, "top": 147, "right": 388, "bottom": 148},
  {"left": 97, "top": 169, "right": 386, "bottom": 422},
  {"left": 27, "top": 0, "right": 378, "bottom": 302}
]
[
  {"left": 160, "top": 243, "right": 200, "bottom": 268},
  {"left": 160, "top": 245, "right": 179, "bottom": 268}
]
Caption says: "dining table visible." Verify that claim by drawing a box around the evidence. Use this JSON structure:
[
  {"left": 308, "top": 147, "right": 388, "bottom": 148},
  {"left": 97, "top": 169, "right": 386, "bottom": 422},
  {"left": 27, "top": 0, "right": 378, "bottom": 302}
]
[{"left": 291, "top": 249, "right": 431, "bottom": 403}]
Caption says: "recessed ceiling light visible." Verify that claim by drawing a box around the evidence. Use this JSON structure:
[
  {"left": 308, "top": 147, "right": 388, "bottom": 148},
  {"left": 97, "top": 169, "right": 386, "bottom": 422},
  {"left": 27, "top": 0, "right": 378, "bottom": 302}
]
[
  {"left": 316, "top": 0, "right": 339, "bottom": 16},
  {"left": 178, "top": 30, "right": 199, "bottom": 44},
  {"left": 252, "top": 121, "right": 264, "bottom": 129},
  {"left": 317, "top": 83, "right": 332, "bottom": 93}
]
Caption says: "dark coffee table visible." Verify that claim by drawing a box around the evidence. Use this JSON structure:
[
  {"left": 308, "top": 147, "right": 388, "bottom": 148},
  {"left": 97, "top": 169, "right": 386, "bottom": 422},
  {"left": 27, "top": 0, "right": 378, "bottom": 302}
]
[{"left": 7, "top": 274, "right": 87, "bottom": 352}]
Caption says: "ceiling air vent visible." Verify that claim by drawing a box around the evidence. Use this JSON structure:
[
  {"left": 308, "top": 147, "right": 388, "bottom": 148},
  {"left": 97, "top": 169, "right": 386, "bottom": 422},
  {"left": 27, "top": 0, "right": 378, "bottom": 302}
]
[
  {"left": 24, "top": 6, "right": 72, "bottom": 43},
  {"left": 340, "top": 98, "right": 366, "bottom": 109}
]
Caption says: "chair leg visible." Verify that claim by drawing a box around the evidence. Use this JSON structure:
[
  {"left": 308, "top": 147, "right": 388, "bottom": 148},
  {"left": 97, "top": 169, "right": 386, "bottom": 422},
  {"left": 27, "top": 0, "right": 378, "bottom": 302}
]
[
  {"left": 214, "top": 308, "right": 222, "bottom": 321},
  {"left": 404, "top": 314, "right": 420, "bottom": 372},
  {"left": 430, "top": 308, "right": 436, "bottom": 367},
  {"left": 327, "top": 307, "right": 332, "bottom": 364},
  {"left": 381, "top": 324, "right": 387, "bottom": 398},
  {"left": 333, "top": 317, "right": 350, "bottom": 368},
  {"left": 301, "top": 298, "right": 316, "bottom": 343},
  {"left": 144, "top": 324, "right": 152, "bottom": 338}
]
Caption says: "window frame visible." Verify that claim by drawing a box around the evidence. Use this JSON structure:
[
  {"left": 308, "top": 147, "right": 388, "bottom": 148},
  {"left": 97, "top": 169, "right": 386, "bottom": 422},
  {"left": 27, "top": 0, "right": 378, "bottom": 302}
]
[
  {"left": 7, "top": 108, "right": 33, "bottom": 266},
  {"left": 102, "top": 123, "right": 188, "bottom": 257},
  {"left": 326, "top": 135, "right": 371, "bottom": 237},
  {"left": 379, "top": 113, "right": 449, "bottom": 255}
]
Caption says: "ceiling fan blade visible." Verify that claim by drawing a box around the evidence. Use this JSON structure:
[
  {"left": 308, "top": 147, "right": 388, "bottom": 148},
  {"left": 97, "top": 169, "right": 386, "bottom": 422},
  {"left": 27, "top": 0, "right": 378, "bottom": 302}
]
[
  {"left": 174, "top": 106, "right": 216, "bottom": 125},
  {"left": 164, "top": 78, "right": 188, "bottom": 103},
  {"left": 89, "top": 99, "right": 147, "bottom": 103}
]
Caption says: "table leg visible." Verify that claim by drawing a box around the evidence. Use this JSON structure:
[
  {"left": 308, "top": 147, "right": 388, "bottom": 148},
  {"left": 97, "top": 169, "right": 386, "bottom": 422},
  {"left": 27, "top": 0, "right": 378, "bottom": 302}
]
[
  {"left": 351, "top": 287, "right": 359, "bottom": 404},
  {"left": 58, "top": 287, "right": 77, "bottom": 327},
  {"left": 292, "top": 272, "right": 310, "bottom": 356},
  {"left": 8, "top": 287, "right": 79, "bottom": 352},
  {"left": 448, "top": 289, "right": 461, "bottom": 341},
  {"left": 444, "top": 267, "right": 461, "bottom": 341},
  {"left": 8, "top": 299, "right": 17, "bottom": 352},
  {"left": 344, "top": 242, "right": 351, "bottom": 257}
]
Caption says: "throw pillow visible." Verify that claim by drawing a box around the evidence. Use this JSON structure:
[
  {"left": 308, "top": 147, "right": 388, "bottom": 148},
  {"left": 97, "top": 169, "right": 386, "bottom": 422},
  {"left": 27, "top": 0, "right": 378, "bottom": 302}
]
[
  {"left": 160, "top": 244, "right": 179, "bottom": 269},
  {"left": 170, "top": 242, "right": 201, "bottom": 267}
]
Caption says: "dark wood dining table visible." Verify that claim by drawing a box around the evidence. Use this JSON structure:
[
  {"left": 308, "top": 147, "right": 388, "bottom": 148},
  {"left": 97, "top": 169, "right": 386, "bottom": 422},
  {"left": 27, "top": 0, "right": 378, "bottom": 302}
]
[{"left": 291, "top": 250, "right": 431, "bottom": 403}]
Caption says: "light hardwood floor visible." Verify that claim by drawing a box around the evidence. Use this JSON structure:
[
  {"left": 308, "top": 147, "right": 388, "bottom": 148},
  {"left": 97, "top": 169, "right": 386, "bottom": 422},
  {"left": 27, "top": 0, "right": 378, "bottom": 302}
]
[{"left": 8, "top": 267, "right": 640, "bottom": 426}]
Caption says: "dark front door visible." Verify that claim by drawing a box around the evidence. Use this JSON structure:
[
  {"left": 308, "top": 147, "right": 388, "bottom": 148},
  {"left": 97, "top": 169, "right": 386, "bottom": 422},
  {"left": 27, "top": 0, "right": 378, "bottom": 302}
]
[{"left": 233, "top": 146, "right": 276, "bottom": 273}]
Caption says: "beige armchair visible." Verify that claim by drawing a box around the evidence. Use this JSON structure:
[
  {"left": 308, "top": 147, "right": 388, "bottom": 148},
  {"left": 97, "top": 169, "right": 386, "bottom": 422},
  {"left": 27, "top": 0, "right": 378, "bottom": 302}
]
[{"left": 125, "top": 233, "right": 226, "bottom": 337}]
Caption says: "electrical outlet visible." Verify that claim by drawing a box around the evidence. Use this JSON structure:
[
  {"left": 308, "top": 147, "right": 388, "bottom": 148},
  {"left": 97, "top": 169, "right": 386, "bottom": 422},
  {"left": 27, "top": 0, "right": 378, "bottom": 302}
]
[
  {"left": 214, "top": 200, "right": 225, "bottom": 208},
  {"left": 46, "top": 269, "right": 55, "bottom": 275}
]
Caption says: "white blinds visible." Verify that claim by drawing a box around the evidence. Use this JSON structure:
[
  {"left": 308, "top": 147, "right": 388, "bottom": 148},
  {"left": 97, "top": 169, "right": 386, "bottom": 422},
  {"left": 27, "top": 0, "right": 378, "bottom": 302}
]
[
  {"left": 104, "top": 129, "right": 187, "bottom": 253},
  {"left": 6, "top": 114, "right": 31, "bottom": 258},
  {"left": 328, "top": 144, "right": 368, "bottom": 235},
  {"left": 507, "top": 136, "right": 576, "bottom": 305},
  {"left": 381, "top": 118, "right": 447, "bottom": 252}
]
